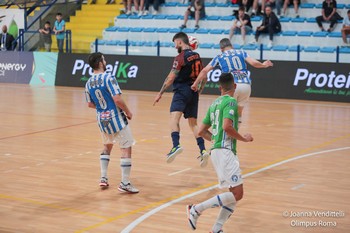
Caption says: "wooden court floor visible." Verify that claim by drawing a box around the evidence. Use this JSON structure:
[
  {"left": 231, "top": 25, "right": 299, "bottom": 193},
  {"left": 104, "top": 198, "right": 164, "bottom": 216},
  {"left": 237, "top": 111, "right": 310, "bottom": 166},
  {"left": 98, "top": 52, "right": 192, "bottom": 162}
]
[{"left": 0, "top": 83, "right": 349, "bottom": 233}]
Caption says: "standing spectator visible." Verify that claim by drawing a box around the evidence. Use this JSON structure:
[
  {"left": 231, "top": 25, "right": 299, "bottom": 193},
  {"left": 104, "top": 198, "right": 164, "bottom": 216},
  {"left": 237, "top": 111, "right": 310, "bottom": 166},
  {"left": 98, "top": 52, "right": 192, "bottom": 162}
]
[
  {"left": 316, "top": 0, "right": 340, "bottom": 32},
  {"left": 237, "top": 0, "right": 254, "bottom": 14},
  {"left": 281, "top": 0, "right": 300, "bottom": 18},
  {"left": 342, "top": 10, "right": 350, "bottom": 46},
  {"left": 143, "top": 0, "right": 159, "bottom": 15},
  {"left": 0, "top": 25, "right": 15, "bottom": 51},
  {"left": 39, "top": 21, "right": 52, "bottom": 52},
  {"left": 253, "top": 6, "right": 281, "bottom": 48},
  {"left": 251, "top": 0, "right": 275, "bottom": 16},
  {"left": 53, "top": 12, "right": 65, "bottom": 53},
  {"left": 229, "top": 6, "right": 253, "bottom": 45},
  {"left": 179, "top": 0, "right": 206, "bottom": 30}
]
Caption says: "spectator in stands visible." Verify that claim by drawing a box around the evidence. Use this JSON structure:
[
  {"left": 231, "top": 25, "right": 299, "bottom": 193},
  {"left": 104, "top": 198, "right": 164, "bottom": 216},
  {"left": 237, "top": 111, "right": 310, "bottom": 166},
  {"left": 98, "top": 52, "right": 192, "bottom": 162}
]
[
  {"left": 251, "top": 0, "right": 275, "bottom": 16},
  {"left": 53, "top": 12, "right": 65, "bottom": 53},
  {"left": 179, "top": 0, "right": 206, "bottom": 30},
  {"left": 0, "top": 25, "right": 15, "bottom": 51},
  {"left": 143, "top": 0, "right": 159, "bottom": 15},
  {"left": 236, "top": 0, "right": 254, "bottom": 14},
  {"left": 91, "top": 0, "right": 116, "bottom": 4},
  {"left": 39, "top": 21, "right": 52, "bottom": 52},
  {"left": 316, "top": 0, "right": 341, "bottom": 32},
  {"left": 281, "top": 0, "right": 300, "bottom": 18},
  {"left": 341, "top": 10, "right": 350, "bottom": 46},
  {"left": 229, "top": 6, "right": 253, "bottom": 45},
  {"left": 253, "top": 5, "right": 281, "bottom": 48}
]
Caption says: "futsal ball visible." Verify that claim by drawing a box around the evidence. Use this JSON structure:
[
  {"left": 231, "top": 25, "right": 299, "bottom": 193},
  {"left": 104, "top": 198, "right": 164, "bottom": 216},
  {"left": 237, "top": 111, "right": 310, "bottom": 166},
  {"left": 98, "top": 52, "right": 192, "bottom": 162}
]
[{"left": 188, "top": 36, "right": 199, "bottom": 50}]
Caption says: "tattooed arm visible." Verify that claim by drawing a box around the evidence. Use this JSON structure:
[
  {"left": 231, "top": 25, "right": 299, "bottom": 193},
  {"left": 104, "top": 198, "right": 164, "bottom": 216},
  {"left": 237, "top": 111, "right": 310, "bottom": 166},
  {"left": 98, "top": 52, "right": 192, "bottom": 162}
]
[{"left": 153, "top": 69, "right": 178, "bottom": 106}]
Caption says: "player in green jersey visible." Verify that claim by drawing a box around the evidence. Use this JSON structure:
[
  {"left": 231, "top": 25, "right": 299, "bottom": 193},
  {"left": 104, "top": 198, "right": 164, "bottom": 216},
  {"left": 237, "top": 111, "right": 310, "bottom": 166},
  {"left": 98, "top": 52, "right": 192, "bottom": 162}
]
[{"left": 186, "top": 73, "right": 253, "bottom": 233}]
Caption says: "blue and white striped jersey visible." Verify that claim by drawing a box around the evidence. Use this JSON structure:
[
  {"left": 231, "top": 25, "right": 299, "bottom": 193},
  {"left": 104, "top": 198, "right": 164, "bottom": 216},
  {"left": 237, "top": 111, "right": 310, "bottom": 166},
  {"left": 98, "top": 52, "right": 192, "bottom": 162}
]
[
  {"left": 210, "top": 49, "right": 251, "bottom": 84},
  {"left": 85, "top": 72, "right": 128, "bottom": 134}
]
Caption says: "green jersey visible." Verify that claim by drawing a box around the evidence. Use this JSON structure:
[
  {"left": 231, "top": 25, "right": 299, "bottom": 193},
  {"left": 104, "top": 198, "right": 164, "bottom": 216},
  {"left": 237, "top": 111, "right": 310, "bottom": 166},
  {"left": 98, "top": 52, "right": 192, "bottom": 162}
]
[{"left": 203, "top": 95, "right": 239, "bottom": 154}]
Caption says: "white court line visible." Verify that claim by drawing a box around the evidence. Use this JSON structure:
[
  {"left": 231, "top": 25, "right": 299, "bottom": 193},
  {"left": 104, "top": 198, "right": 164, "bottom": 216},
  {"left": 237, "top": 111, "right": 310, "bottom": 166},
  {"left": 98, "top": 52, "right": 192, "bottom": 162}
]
[
  {"left": 121, "top": 147, "right": 350, "bottom": 233},
  {"left": 291, "top": 184, "right": 305, "bottom": 190},
  {"left": 168, "top": 168, "right": 192, "bottom": 176}
]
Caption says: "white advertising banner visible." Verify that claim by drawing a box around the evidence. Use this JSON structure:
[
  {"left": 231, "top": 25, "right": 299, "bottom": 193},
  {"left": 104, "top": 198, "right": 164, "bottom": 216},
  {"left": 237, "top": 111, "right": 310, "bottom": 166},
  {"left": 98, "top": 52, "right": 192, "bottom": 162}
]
[{"left": 0, "top": 9, "right": 25, "bottom": 38}]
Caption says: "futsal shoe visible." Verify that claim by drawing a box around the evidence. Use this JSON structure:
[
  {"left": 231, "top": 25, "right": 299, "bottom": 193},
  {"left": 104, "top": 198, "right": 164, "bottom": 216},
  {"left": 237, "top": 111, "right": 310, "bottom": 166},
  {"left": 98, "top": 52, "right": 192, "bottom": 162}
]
[
  {"left": 118, "top": 182, "right": 139, "bottom": 194},
  {"left": 210, "top": 230, "right": 224, "bottom": 233},
  {"left": 187, "top": 204, "right": 201, "bottom": 230},
  {"left": 166, "top": 145, "right": 183, "bottom": 163},
  {"left": 198, "top": 150, "right": 210, "bottom": 167},
  {"left": 99, "top": 177, "right": 109, "bottom": 189}
]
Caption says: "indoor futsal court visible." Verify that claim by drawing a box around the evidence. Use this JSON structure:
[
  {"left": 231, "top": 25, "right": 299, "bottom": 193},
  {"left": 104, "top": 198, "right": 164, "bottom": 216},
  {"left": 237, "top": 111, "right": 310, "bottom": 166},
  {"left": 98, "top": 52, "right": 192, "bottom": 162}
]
[{"left": 0, "top": 83, "right": 349, "bottom": 233}]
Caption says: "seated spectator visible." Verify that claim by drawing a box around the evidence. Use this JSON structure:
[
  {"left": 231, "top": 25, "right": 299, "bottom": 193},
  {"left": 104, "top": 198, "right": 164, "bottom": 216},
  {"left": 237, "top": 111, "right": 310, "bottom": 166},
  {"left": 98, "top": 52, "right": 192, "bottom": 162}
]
[
  {"left": 281, "top": 0, "right": 300, "bottom": 18},
  {"left": 229, "top": 6, "right": 253, "bottom": 45},
  {"left": 39, "top": 21, "right": 52, "bottom": 52},
  {"left": 143, "top": 0, "right": 159, "bottom": 15},
  {"left": 251, "top": 0, "right": 275, "bottom": 16},
  {"left": 179, "top": 0, "right": 206, "bottom": 30},
  {"left": 316, "top": 0, "right": 342, "bottom": 32},
  {"left": 0, "top": 25, "right": 16, "bottom": 51},
  {"left": 252, "top": 6, "right": 281, "bottom": 48},
  {"left": 341, "top": 10, "right": 350, "bottom": 46}
]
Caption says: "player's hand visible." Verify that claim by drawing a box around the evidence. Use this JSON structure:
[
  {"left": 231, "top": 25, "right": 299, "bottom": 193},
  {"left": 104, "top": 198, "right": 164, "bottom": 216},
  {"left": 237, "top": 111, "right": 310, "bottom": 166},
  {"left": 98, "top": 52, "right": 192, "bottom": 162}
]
[
  {"left": 263, "top": 60, "right": 273, "bottom": 68},
  {"left": 243, "top": 133, "right": 253, "bottom": 142},
  {"left": 125, "top": 111, "right": 132, "bottom": 120},
  {"left": 153, "top": 93, "right": 162, "bottom": 106},
  {"left": 191, "top": 83, "right": 198, "bottom": 92}
]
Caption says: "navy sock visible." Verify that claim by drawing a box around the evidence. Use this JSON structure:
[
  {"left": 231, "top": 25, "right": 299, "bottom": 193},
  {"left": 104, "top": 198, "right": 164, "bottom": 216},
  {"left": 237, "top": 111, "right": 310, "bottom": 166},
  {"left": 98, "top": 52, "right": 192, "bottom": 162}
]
[
  {"left": 196, "top": 137, "right": 205, "bottom": 152},
  {"left": 171, "top": 132, "right": 180, "bottom": 147}
]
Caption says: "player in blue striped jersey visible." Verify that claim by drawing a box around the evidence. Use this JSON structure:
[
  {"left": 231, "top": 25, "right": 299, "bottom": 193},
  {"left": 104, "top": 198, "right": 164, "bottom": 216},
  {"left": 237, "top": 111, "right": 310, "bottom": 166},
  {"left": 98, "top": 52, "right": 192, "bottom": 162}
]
[
  {"left": 192, "top": 38, "right": 273, "bottom": 124},
  {"left": 85, "top": 52, "right": 139, "bottom": 194}
]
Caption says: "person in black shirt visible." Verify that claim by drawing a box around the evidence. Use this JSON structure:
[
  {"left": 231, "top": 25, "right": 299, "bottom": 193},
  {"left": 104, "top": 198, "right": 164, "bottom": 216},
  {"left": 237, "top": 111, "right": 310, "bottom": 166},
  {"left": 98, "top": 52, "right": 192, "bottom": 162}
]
[
  {"left": 229, "top": 6, "right": 253, "bottom": 45},
  {"left": 316, "top": 0, "right": 339, "bottom": 32},
  {"left": 0, "top": 25, "right": 15, "bottom": 51},
  {"left": 253, "top": 6, "right": 281, "bottom": 48}
]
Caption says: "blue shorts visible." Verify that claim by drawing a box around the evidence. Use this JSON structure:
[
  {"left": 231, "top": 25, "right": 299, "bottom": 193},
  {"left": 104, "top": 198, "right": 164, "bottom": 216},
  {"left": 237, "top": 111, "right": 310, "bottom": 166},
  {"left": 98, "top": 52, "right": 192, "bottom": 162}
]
[{"left": 170, "top": 87, "right": 199, "bottom": 119}]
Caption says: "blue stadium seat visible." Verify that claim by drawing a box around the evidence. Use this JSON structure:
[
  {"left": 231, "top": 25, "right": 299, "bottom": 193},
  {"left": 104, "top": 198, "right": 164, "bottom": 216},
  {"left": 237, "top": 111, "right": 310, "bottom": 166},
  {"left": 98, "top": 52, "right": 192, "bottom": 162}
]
[
  {"left": 117, "top": 14, "right": 128, "bottom": 19},
  {"left": 118, "top": 27, "right": 130, "bottom": 32},
  {"left": 242, "top": 44, "right": 258, "bottom": 50},
  {"left": 130, "top": 27, "right": 143, "bottom": 32},
  {"left": 207, "top": 16, "right": 220, "bottom": 20},
  {"left": 304, "top": 46, "right": 320, "bottom": 52},
  {"left": 105, "top": 26, "right": 118, "bottom": 32},
  {"left": 262, "top": 44, "right": 272, "bottom": 50},
  {"left": 279, "top": 17, "right": 291, "bottom": 22},
  {"left": 288, "top": 45, "right": 303, "bottom": 52},
  {"left": 209, "top": 29, "right": 224, "bottom": 34},
  {"left": 306, "top": 18, "right": 316, "bottom": 23},
  {"left": 291, "top": 17, "right": 306, "bottom": 22},
  {"left": 204, "top": 2, "right": 216, "bottom": 7},
  {"left": 143, "top": 27, "right": 157, "bottom": 32},
  {"left": 160, "top": 42, "right": 173, "bottom": 47},
  {"left": 130, "top": 41, "right": 145, "bottom": 46},
  {"left": 169, "top": 28, "right": 181, "bottom": 33},
  {"left": 213, "top": 44, "right": 220, "bottom": 49},
  {"left": 313, "top": 31, "right": 328, "bottom": 37},
  {"left": 106, "top": 40, "right": 120, "bottom": 46},
  {"left": 144, "top": 41, "right": 158, "bottom": 47},
  {"left": 183, "top": 28, "right": 196, "bottom": 33},
  {"left": 223, "top": 29, "right": 230, "bottom": 35},
  {"left": 216, "top": 3, "right": 230, "bottom": 7},
  {"left": 272, "top": 45, "right": 288, "bottom": 51},
  {"left": 282, "top": 31, "right": 297, "bottom": 36},
  {"left": 298, "top": 31, "right": 313, "bottom": 37},
  {"left": 97, "top": 40, "right": 106, "bottom": 45},
  {"left": 233, "top": 44, "right": 241, "bottom": 49},
  {"left": 337, "top": 3, "right": 345, "bottom": 9},
  {"left": 195, "top": 28, "right": 210, "bottom": 34},
  {"left": 166, "top": 15, "right": 181, "bottom": 20},
  {"left": 300, "top": 3, "right": 315, "bottom": 8},
  {"left": 164, "top": 2, "right": 178, "bottom": 7},
  {"left": 141, "top": 15, "right": 154, "bottom": 19},
  {"left": 156, "top": 28, "right": 170, "bottom": 33},
  {"left": 220, "top": 16, "right": 235, "bottom": 21},
  {"left": 118, "top": 40, "right": 130, "bottom": 46},
  {"left": 315, "top": 4, "right": 323, "bottom": 8},
  {"left": 178, "top": 3, "right": 188, "bottom": 7},
  {"left": 251, "top": 16, "right": 262, "bottom": 22},
  {"left": 320, "top": 47, "right": 336, "bottom": 53},
  {"left": 339, "top": 47, "right": 350, "bottom": 53},
  {"left": 199, "top": 43, "right": 214, "bottom": 48},
  {"left": 154, "top": 15, "right": 167, "bottom": 19},
  {"left": 328, "top": 32, "right": 341, "bottom": 37},
  {"left": 129, "top": 15, "right": 140, "bottom": 19}
]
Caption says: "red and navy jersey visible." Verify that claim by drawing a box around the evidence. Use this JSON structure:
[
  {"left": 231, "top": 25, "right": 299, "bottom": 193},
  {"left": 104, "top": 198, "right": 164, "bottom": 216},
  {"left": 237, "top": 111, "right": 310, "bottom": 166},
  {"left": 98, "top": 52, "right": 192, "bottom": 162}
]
[{"left": 172, "top": 49, "right": 203, "bottom": 90}]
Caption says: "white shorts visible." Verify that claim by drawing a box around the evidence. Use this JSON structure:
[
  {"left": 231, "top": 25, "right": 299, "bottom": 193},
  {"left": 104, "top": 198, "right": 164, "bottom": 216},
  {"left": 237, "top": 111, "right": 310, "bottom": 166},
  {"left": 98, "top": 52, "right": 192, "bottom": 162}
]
[
  {"left": 234, "top": 83, "right": 251, "bottom": 107},
  {"left": 210, "top": 148, "right": 243, "bottom": 189},
  {"left": 100, "top": 125, "right": 135, "bottom": 148}
]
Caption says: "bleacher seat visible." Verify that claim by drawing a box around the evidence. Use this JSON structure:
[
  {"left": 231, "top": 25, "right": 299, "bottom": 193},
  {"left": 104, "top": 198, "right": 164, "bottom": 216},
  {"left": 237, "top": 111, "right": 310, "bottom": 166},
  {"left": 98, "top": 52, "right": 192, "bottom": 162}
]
[
  {"left": 199, "top": 43, "right": 214, "bottom": 49},
  {"left": 298, "top": 31, "right": 313, "bottom": 37},
  {"left": 272, "top": 45, "right": 289, "bottom": 51},
  {"left": 304, "top": 46, "right": 320, "bottom": 52},
  {"left": 320, "top": 47, "right": 336, "bottom": 53}
]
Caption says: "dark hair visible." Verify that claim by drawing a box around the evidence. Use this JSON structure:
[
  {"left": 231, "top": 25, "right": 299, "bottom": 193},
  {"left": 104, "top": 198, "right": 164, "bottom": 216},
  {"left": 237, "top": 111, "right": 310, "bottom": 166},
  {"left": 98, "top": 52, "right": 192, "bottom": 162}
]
[
  {"left": 348, "top": 9, "right": 350, "bottom": 14},
  {"left": 219, "top": 38, "right": 233, "bottom": 49},
  {"left": 56, "top": 12, "right": 62, "bottom": 16},
  {"left": 88, "top": 52, "right": 104, "bottom": 70},
  {"left": 238, "top": 6, "right": 245, "bottom": 12},
  {"left": 45, "top": 21, "right": 51, "bottom": 25},
  {"left": 219, "top": 73, "right": 235, "bottom": 91},
  {"left": 172, "top": 32, "right": 190, "bottom": 45}
]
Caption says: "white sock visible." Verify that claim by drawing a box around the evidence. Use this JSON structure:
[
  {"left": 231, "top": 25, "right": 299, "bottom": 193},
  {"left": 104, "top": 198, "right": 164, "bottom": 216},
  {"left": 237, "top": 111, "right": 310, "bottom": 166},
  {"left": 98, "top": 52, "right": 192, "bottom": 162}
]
[
  {"left": 212, "top": 203, "right": 235, "bottom": 232},
  {"left": 195, "top": 192, "right": 236, "bottom": 213},
  {"left": 120, "top": 158, "right": 132, "bottom": 184},
  {"left": 100, "top": 154, "right": 110, "bottom": 178}
]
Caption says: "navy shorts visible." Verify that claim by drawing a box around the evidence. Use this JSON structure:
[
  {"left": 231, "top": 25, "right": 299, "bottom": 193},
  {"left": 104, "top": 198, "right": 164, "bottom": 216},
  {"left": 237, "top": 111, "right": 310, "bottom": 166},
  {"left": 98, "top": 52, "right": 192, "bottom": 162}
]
[{"left": 170, "top": 87, "right": 199, "bottom": 119}]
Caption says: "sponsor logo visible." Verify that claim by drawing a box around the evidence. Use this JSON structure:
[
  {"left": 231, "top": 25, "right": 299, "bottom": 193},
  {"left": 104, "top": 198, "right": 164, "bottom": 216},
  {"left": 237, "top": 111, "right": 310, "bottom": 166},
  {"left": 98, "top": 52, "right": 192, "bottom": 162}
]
[
  {"left": 205, "top": 68, "right": 251, "bottom": 88},
  {"left": 294, "top": 68, "right": 350, "bottom": 96},
  {"left": 0, "top": 63, "right": 27, "bottom": 77},
  {"left": 72, "top": 59, "right": 139, "bottom": 83}
]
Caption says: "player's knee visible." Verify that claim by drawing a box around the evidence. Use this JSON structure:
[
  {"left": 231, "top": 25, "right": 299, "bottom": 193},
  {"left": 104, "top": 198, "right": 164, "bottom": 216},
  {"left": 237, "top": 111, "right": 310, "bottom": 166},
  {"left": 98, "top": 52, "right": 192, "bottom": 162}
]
[{"left": 234, "top": 191, "right": 243, "bottom": 201}]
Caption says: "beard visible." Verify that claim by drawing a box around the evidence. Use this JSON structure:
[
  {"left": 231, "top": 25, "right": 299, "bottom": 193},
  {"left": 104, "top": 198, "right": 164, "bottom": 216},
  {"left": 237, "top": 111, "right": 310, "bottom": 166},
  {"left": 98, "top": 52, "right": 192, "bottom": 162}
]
[
  {"left": 102, "top": 63, "right": 107, "bottom": 72},
  {"left": 177, "top": 47, "right": 182, "bottom": 53}
]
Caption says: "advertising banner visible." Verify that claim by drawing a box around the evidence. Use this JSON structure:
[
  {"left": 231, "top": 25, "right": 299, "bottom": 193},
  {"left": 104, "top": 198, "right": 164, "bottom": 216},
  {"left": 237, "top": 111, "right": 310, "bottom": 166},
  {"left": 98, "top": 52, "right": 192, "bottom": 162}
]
[
  {"left": 55, "top": 54, "right": 349, "bottom": 103},
  {"left": 30, "top": 52, "right": 58, "bottom": 86},
  {"left": 0, "top": 51, "right": 34, "bottom": 84},
  {"left": 0, "top": 9, "right": 25, "bottom": 39}
]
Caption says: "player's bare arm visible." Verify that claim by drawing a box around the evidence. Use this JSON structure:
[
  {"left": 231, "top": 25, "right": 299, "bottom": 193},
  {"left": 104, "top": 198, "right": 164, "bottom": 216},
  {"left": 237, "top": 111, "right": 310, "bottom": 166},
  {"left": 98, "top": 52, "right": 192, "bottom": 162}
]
[
  {"left": 153, "top": 70, "right": 177, "bottom": 106},
  {"left": 198, "top": 123, "right": 212, "bottom": 141},
  {"left": 245, "top": 57, "right": 273, "bottom": 69},
  {"left": 87, "top": 102, "right": 96, "bottom": 109},
  {"left": 113, "top": 94, "right": 133, "bottom": 120},
  {"left": 191, "top": 64, "right": 213, "bottom": 92},
  {"left": 223, "top": 118, "right": 253, "bottom": 142}
]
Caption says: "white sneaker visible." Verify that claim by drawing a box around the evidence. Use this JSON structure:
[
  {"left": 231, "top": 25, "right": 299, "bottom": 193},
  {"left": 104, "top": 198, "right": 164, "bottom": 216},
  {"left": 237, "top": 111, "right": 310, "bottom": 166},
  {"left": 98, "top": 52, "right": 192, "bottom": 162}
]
[
  {"left": 138, "top": 11, "right": 143, "bottom": 16},
  {"left": 152, "top": 10, "right": 158, "bottom": 15},
  {"left": 187, "top": 204, "right": 200, "bottom": 230},
  {"left": 118, "top": 182, "right": 139, "bottom": 194},
  {"left": 198, "top": 150, "right": 209, "bottom": 168},
  {"left": 125, "top": 10, "right": 131, "bottom": 15},
  {"left": 142, "top": 10, "right": 149, "bottom": 15},
  {"left": 267, "top": 40, "right": 273, "bottom": 48}
]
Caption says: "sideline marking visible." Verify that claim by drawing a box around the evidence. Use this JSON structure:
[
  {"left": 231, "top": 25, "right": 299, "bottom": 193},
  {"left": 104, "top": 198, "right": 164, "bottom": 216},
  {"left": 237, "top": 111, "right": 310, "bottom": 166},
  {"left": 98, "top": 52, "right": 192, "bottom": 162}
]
[
  {"left": 291, "top": 184, "right": 305, "bottom": 190},
  {"left": 168, "top": 168, "right": 192, "bottom": 176},
  {"left": 120, "top": 147, "right": 350, "bottom": 233}
]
